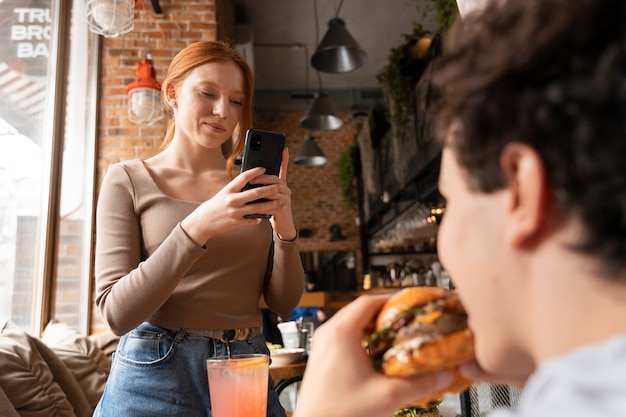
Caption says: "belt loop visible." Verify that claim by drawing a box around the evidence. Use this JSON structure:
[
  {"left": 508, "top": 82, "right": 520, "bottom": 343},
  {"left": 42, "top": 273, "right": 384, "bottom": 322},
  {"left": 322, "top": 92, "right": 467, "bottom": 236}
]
[{"left": 174, "top": 328, "right": 186, "bottom": 343}]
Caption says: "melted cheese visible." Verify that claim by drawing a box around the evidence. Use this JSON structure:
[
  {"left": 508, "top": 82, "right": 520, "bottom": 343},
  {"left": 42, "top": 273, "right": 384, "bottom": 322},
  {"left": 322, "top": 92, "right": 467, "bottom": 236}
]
[{"left": 416, "top": 310, "right": 442, "bottom": 324}]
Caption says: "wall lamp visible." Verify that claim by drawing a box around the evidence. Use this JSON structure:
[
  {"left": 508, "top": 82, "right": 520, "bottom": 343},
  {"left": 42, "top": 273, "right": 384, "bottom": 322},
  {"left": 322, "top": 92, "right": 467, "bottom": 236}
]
[{"left": 125, "top": 56, "right": 163, "bottom": 126}]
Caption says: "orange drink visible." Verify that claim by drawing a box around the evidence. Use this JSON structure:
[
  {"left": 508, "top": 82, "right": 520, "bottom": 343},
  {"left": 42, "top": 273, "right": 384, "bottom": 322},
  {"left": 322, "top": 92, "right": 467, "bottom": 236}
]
[{"left": 206, "top": 354, "right": 269, "bottom": 417}]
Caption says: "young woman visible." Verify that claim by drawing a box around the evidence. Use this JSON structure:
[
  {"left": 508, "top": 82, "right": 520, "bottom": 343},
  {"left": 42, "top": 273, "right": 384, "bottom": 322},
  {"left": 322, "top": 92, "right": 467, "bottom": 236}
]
[{"left": 93, "top": 41, "right": 305, "bottom": 417}]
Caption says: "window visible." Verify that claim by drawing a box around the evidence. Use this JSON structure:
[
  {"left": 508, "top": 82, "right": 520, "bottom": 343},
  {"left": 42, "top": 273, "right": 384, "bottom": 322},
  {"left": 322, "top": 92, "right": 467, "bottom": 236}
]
[{"left": 0, "top": 0, "right": 99, "bottom": 334}]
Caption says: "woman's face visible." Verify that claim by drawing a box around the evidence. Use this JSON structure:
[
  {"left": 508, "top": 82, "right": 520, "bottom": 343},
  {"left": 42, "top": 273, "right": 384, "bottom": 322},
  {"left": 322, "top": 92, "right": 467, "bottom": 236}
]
[
  {"left": 173, "top": 60, "right": 246, "bottom": 150},
  {"left": 437, "top": 145, "right": 530, "bottom": 376}
]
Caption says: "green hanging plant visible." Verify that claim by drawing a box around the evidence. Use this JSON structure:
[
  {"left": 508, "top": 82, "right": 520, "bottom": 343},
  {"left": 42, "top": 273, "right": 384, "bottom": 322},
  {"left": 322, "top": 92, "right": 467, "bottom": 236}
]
[
  {"left": 338, "top": 143, "right": 358, "bottom": 211},
  {"left": 431, "top": 0, "right": 458, "bottom": 35},
  {"left": 376, "top": 23, "right": 430, "bottom": 143},
  {"left": 415, "top": 0, "right": 458, "bottom": 36}
]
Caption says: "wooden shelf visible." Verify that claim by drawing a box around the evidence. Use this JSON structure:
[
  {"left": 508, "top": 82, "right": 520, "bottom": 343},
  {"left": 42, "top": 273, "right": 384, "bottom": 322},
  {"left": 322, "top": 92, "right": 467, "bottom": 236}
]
[{"left": 369, "top": 250, "right": 436, "bottom": 257}]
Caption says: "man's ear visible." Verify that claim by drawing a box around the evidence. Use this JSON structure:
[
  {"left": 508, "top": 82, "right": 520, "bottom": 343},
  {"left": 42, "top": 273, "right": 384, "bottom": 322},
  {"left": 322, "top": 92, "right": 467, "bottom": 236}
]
[{"left": 500, "top": 143, "right": 550, "bottom": 247}]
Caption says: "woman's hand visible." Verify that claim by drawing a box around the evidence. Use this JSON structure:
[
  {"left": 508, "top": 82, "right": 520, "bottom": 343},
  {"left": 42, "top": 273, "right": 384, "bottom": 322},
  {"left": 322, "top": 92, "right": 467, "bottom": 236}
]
[
  {"left": 179, "top": 166, "right": 280, "bottom": 246},
  {"left": 180, "top": 148, "right": 297, "bottom": 246},
  {"left": 244, "top": 147, "right": 297, "bottom": 240},
  {"left": 268, "top": 147, "right": 297, "bottom": 240},
  {"left": 293, "top": 295, "right": 455, "bottom": 417}
]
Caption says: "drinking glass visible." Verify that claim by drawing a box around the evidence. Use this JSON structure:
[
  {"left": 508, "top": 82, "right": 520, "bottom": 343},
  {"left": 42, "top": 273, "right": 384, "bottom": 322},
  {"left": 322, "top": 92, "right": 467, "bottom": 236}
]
[{"left": 206, "top": 354, "right": 269, "bottom": 417}]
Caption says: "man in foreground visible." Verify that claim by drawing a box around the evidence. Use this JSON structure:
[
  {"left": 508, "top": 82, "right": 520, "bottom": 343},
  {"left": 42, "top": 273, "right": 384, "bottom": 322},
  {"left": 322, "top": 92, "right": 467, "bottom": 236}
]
[{"left": 293, "top": 0, "right": 626, "bottom": 416}]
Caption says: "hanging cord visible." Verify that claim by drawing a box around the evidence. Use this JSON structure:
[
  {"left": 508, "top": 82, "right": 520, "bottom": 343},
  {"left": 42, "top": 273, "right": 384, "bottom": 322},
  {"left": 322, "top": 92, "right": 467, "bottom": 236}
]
[
  {"left": 314, "top": 0, "right": 320, "bottom": 46},
  {"left": 334, "top": 0, "right": 345, "bottom": 18},
  {"left": 143, "top": 36, "right": 152, "bottom": 60},
  {"left": 303, "top": 45, "right": 311, "bottom": 95},
  {"left": 137, "top": 0, "right": 167, "bottom": 51},
  {"left": 312, "top": 0, "right": 323, "bottom": 92},
  {"left": 316, "top": 69, "right": 323, "bottom": 91}
]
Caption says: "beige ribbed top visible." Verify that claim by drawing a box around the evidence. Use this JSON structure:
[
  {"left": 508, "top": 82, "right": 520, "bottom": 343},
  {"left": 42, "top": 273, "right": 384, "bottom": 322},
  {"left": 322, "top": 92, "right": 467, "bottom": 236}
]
[{"left": 94, "top": 159, "right": 305, "bottom": 336}]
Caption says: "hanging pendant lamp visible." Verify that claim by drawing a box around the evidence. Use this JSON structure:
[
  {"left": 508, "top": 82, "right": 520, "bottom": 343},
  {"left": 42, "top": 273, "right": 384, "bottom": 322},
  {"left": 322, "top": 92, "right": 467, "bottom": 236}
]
[
  {"left": 311, "top": 17, "right": 367, "bottom": 73},
  {"left": 299, "top": 92, "right": 343, "bottom": 131},
  {"left": 125, "top": 57, "right": 164, "bottom": 126},
  {"left": 295, "top": 135, "right": 328, "bottom": 166}
]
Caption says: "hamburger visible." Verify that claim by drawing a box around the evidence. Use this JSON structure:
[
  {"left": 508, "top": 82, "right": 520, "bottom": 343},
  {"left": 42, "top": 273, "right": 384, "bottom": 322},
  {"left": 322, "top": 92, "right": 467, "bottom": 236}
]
[{"left": 367, "top": 286, "right": 475, "bottom": 408}]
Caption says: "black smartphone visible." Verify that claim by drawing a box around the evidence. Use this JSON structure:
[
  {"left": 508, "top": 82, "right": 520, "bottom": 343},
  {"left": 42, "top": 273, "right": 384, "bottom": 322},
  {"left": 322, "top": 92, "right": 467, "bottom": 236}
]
[{"left": 240, "top": 128, "right": 286, "bottom": 218}]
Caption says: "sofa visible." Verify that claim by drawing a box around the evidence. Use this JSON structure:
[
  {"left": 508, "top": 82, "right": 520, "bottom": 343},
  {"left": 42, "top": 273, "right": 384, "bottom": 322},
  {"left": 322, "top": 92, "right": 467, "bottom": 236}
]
[{"left": 0, "top": 319, "right": 119, "bottom": 417}]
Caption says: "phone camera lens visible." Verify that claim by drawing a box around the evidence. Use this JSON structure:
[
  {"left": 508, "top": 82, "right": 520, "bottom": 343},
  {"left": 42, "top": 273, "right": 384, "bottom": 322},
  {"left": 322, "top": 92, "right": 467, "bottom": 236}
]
[{"left": 251, "top": 134, "right": 262, "bottom": 151}]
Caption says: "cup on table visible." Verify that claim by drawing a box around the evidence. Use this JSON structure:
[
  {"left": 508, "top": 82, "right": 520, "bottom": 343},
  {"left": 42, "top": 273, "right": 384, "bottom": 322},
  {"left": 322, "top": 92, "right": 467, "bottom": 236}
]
[
  {"left": 206, "top": 354, "right": 269, "bottom": 417},
  {"left": 298, "top": 321, "right": 315, "bottom": 354},
  {"left": 281, "top": 331, "right": 301, "bottom": 349}
]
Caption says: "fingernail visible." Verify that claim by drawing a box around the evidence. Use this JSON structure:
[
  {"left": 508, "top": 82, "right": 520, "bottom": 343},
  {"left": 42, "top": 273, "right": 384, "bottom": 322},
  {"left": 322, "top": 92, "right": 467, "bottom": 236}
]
[{"left": 436, "top": 370, "right": 453, "bottom": 389}]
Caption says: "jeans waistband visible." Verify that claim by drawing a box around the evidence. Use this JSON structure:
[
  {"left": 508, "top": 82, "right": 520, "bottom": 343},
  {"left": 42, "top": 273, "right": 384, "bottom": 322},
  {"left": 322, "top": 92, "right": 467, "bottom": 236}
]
[{"left": 158, "top": 325, "right": 262, "bottom": 342}]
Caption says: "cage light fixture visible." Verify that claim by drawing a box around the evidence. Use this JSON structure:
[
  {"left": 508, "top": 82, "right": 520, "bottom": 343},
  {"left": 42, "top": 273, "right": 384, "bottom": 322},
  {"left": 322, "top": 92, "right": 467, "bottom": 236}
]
[
  {"left": 86, "top": 0, "right": 136, "bottom": 38},
  {"left": 125, "top": 56, "right": 164, "bottom": 126}
]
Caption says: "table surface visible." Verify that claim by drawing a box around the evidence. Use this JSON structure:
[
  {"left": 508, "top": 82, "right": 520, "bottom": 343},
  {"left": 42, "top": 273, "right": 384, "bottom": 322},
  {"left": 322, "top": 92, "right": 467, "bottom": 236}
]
[{"left": 269, "top": 360, "right": 307, "bottom": 381}]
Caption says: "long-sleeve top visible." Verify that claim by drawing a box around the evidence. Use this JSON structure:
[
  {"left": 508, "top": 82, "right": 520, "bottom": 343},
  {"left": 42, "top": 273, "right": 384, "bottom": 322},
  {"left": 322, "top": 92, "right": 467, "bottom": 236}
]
[{"left": 94, "top": 159, "right": 305, "bottom": 336}]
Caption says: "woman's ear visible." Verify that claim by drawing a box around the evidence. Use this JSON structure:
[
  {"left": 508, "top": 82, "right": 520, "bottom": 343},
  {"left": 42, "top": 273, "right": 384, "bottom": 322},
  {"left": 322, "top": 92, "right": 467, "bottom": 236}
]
[
  {"left": 500, "top": 143, "right": 550, "bottom": 247},
  {"left": 165, "top": 85, "right": 177, "bottom": 107}
]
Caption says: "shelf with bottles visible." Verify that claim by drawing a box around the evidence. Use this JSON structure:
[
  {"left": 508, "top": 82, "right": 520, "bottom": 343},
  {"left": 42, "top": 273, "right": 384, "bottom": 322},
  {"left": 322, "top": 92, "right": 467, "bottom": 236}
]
[
  {"left": 368, "top": 245, "right": 437, "bottom": 258},
  {"left": 367, "top": 200, "right": 443, "bottom": 257},
  {"left": 364, "top": 258, "right": 450, "bottom": 290}
]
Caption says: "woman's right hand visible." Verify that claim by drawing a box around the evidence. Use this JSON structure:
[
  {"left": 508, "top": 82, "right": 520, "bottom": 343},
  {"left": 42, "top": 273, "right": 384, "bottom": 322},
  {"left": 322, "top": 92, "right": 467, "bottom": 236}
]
[
  {"left": 293, "top": 295, "right": 455, "bottom": 417},
  {"left": 180, "top": 167, "right": 285, "bottom": 246}
]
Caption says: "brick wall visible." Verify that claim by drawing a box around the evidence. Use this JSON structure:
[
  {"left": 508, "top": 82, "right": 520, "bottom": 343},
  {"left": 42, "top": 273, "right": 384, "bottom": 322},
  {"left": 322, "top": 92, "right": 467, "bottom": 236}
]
[
  {"left": 253, "top": 111, "right": 362, "bottom": 255},
  {"left": 91, "top": 0, "right": 363, "bottom": 331},
  {"left": 54, "top": 219, "right": 85, "bottom": 329},
  {"left": 96, "top": 0, "right": 227, "bottom": 183}
]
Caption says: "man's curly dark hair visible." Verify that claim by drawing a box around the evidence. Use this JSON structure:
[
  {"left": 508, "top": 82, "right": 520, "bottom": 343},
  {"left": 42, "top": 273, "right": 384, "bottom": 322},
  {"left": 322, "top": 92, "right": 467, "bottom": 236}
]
[{"left": 433, "top": 0, "right": 626, "bottom": 276}]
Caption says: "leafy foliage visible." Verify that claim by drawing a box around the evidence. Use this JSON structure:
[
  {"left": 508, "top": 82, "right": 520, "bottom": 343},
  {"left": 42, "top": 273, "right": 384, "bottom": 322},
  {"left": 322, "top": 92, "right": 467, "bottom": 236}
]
[
  {"left": 376, "top": 23, "right": 431, "bottom": 142},
  {"left": 338, "top": 143, "right": 357, "bottom": 211}
]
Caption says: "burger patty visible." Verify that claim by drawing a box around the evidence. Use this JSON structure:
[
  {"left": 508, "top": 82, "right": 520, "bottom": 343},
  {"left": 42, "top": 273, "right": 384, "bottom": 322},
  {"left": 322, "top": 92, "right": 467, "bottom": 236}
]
[{"left": 395, "top": 311, "right": 468, "bottom": 344}]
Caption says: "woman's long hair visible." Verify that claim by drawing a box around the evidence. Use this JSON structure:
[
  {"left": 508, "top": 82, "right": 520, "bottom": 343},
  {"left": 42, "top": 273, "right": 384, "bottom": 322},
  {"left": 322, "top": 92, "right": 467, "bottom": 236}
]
[{"left": 160, "top": 41, "right": 254, "bottom": 178}]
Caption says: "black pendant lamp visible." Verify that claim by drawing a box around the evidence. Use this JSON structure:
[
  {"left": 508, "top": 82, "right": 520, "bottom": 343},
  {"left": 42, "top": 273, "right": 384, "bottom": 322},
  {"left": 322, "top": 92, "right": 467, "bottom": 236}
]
[
  {"left": 299, "top": 91, "right": 343, "bottom": 131},
  {"left": 311, "top": 17, "right": 367, "bottom": 73},
  {"left": 295, "top": 135, "right": 327, "bottom": 166}
]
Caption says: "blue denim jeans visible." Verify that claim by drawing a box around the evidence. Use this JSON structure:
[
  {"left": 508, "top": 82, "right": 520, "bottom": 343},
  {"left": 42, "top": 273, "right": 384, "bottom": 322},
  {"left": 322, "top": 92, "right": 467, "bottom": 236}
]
[{"left": 93, "top": 323, "right": 286, "bottom": 417}]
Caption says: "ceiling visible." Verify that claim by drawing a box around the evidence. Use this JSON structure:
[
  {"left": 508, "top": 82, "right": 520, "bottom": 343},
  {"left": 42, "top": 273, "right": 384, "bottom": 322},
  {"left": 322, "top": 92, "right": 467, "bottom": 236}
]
[{"left": 233, "top": 0, "right": 438, "bottom": 111}]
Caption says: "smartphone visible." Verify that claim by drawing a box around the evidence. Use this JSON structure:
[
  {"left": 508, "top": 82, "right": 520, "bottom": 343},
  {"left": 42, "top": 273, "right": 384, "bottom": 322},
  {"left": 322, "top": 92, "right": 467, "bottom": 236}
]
[{"left": 240, "top": 128, "right": 286, "bottom": 218}]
